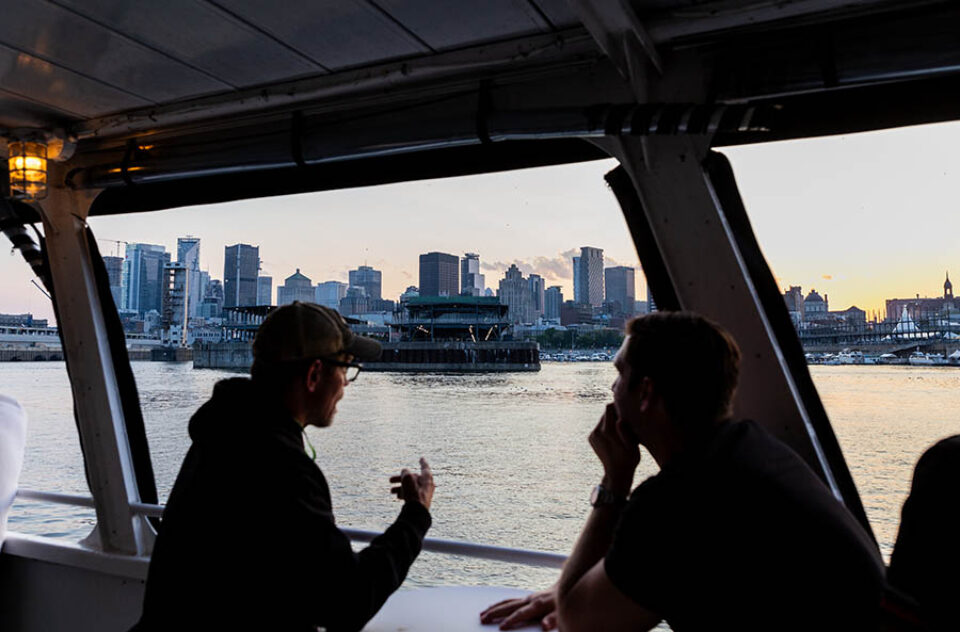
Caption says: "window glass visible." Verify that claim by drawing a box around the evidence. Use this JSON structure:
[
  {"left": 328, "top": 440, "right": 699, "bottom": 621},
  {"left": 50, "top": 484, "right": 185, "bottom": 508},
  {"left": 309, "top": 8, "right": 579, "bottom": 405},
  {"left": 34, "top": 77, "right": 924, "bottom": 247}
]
[
  {"left": 1, "top": 240, "right": 93, "bottom": 538},
  {"left": 87, "top": 158, "right": 658, "bottom": 588},
  {"left": 723, "top": 121, "right": 960, "bottom": 560}
]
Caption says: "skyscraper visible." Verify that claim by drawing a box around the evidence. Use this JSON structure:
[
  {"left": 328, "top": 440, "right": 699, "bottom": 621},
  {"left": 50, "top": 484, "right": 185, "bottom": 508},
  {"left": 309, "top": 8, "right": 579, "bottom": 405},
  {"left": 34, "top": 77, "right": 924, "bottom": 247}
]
[
  {"left": 545, "top": 286, "right": 563, "bottom": 321},
  {"left": 177, "top": 236, "right": 202, "bottom": 318},
  {"left": 122, "top": 243, "right": 170, "bottom": 317},
  {"left": 316, "top": 281, "right": 348, "bottom": 310},
  {"left": 528, "top": 274, "right": 545, "bottom": 318},
  {"left": 572, "top": 256, "right": 581, "bottom": 303},
  {"left": 348, "top": 265, "right": 382, "bottom": 301},
  {"left": 223, "top": 244, "right": 260, "bottom": 308},
  {"left": 578, "top": 246, "right": 604, "bottom": 307},
  {"left": 461, "top": 253, "right": 485, "bottom": 296},
  {"left": 604, "top": 266, "right": 636, "bottom": 315},
  {"left": 257, "top": 276, "right": 273, "bottom": 306},
  {"left": 419, "top": 252, "right": 459, "bottom": 297},
  {"left": 498, "top": 264, "right": 534, "bottom": 324},
  {"left": 277, "top": 269, "right": 314, "bottom": 305},
  {"left": 161, "top": 262, "right": 190, "bottom": 346},
  {"left": 102, "top": 255, "right": 123, "bottom": 308}
]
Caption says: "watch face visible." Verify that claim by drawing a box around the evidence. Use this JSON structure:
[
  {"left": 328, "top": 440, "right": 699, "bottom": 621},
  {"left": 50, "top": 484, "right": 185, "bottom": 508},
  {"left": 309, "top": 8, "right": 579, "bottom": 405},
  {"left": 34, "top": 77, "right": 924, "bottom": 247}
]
[{"left": 590, "top": 485, "right": 602, "bottom": 506}]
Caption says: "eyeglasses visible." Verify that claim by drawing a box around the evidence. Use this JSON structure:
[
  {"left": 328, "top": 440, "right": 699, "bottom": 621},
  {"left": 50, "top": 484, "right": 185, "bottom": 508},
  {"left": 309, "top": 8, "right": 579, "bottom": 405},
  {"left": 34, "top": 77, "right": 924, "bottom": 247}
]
[{"left": 319, "top": 357, "right": 362, "bottom": 382}]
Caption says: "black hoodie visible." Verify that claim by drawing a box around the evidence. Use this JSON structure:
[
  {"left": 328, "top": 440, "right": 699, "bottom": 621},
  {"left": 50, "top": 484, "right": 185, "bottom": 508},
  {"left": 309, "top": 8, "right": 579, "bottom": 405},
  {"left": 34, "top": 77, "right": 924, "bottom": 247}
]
[{"left": 133, "top": 378, "right": 431, "bottom": 631}]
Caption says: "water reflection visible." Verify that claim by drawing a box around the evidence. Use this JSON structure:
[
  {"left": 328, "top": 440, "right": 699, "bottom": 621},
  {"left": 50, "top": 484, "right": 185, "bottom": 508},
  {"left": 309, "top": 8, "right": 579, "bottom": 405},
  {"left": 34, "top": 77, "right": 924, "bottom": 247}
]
[{"left": 5, "top": 361, "right": 957, "bottom": 585}]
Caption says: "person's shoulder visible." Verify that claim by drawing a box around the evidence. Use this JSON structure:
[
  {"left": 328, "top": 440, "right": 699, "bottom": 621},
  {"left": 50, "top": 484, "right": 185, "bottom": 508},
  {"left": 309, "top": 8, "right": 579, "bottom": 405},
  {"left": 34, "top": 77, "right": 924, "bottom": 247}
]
[{"left": 912, "top": 434, "right": 960, "bottom": 488}]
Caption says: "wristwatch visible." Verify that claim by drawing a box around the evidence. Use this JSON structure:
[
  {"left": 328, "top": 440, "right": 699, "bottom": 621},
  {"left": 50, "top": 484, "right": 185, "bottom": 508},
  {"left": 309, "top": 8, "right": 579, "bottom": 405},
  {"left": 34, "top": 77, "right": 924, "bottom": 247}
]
[{"left": 590, "top": 484, "right": 627, "bottom": 508}]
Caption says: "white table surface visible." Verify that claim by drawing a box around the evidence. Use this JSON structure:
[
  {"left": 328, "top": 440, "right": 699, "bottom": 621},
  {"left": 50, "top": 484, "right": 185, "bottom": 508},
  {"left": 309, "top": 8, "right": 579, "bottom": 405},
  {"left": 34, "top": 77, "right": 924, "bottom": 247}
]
[{"left": 364, "top": 585, "right": 538, "bottom": 631}]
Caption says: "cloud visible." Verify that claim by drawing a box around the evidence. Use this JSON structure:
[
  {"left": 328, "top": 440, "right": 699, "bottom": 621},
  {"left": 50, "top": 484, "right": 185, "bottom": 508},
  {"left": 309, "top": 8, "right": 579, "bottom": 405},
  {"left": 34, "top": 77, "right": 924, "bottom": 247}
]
[
  {"left": 479, "top": 249, "right": 638, "bottom": 285},
  {"left": 481, "top": 250, "right": 579, "bottom": 283}
]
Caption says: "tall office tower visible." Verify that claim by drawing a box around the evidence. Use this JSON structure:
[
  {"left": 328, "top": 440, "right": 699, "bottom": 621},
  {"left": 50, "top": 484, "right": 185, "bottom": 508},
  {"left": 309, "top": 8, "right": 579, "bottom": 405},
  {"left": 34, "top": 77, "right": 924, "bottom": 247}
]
[
  {"left": 461, "top": 253, "right": 485, "bottom": 296},
  {"left": 545, "top": 286, "right": 563, "bottom": 320},
  {"left": 578, "top": 246, "right": 604, "bottom": 307},
  {"left": 177, "top": 237, "right": 202, "bottom": 318},
  {"left": 419, "top": 252, "right": 459, "bottom": 296},
  {"left": 572, "top": 256, "right": 581, "bottom": 303},
  {"left": 316, "top": 281, "right": 348, "bottom": 310},
  {"left": 277, "top": 269, "right": 314, "bottom": 305},
  {"left": 348, "top": 265, "right": 382, "bottom": 301},
  {"left": 528, "top": 274, "right": 545, "bottom": 318},
  {"left": 604, "top": 266, "right": 636, "bottom": 315},
  {"left": 647, "top": 286, "right": 657, "bottom": 313},
  {"left": 198, "top": 270, "right": 210, "bottom": 306},
  {"left": 257, "top": 276, "right": 273, "bottom": 306},
  {"left": 102, "top": 256, "right": 124, "bottom": 307},
  {"left": 122, "top": 243, "right": 170, "bottom": 317},
  {"left": 223, "top": 244, "right": 260, "bottom": 308},
  {"left": 498, "top": 264, "right": 534, "bottom": 324},
  {"left": 161, "top": 262, "right": 190, "bottom": 346}
]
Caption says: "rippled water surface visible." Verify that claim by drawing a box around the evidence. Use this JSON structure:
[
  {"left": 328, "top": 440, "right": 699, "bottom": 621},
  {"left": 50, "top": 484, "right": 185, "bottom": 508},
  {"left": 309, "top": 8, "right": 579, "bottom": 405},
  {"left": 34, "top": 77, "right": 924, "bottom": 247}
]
[{"left": 5, "top": 362, "right": 958, "bottom": 589}]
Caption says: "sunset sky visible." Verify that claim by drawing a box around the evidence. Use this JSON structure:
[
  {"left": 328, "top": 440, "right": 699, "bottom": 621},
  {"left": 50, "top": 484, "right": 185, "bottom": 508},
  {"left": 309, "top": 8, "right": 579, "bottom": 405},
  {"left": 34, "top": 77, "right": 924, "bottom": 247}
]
[{"left": 3, "top": 120, "right": 959, "bottom": 324}]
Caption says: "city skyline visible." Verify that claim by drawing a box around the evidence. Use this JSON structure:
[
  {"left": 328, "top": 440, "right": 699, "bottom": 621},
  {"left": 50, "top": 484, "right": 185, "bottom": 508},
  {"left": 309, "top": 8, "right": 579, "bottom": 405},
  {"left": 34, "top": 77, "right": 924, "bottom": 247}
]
[{"left": 4, "top": 120, "right": 960, "bottom": 322}]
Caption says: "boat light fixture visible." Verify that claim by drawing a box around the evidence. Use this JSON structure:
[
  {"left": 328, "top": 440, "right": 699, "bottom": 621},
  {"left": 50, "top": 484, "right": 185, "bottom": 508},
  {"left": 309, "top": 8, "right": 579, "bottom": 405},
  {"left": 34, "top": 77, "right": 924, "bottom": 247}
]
[{"left": 6, "top": 131, "right": 48, "bottom": 201}]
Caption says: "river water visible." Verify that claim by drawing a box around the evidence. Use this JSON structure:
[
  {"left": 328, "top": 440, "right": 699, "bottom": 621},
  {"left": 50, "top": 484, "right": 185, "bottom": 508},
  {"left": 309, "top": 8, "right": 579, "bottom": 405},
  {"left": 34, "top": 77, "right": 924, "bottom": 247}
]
[{"left": 4, "top": 361, "right": 959, "bottom": 591}]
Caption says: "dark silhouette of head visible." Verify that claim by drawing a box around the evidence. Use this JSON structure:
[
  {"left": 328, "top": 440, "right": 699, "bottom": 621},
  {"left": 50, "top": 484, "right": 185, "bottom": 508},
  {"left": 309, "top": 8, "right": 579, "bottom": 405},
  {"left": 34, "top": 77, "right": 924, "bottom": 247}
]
[{"left": 623, "top": 311, "right": 740, "bottom": 429}]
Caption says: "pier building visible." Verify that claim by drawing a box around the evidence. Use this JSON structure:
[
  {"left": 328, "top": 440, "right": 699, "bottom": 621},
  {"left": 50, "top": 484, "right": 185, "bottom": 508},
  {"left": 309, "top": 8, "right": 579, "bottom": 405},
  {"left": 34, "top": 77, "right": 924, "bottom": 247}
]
[{"left": 391, "top": 296, "right": 509, "bottom": 342}]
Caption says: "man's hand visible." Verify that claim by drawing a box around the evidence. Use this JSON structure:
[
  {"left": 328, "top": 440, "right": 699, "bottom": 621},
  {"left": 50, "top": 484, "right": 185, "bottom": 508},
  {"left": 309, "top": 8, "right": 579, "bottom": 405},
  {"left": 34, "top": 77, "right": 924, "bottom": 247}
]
[
  {"left": 390, "top": 457, "right": 435, "bottom": 510},
  {"left": 480, "top": 588, "right": 557, "bottom": 630},
  {"left": 589, "top": 403, "right": 640, "bottom": 496}
]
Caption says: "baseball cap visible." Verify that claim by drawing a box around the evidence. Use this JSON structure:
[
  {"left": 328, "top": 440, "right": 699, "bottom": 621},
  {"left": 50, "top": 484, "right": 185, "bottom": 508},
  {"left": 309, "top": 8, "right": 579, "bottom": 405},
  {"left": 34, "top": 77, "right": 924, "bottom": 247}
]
[{"left": 252, "top": 302, "right": 382, "bottom": 364}]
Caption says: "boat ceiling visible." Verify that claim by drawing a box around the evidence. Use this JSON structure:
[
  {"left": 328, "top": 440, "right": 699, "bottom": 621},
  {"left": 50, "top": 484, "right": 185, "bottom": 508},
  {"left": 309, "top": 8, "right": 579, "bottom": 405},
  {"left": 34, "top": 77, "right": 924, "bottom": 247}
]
[
  {"left": 2, "top": 0, "right": 959, "bottom": 208},
  {"left": 1, "top": 0, "right": 955, "bottom": 136}
]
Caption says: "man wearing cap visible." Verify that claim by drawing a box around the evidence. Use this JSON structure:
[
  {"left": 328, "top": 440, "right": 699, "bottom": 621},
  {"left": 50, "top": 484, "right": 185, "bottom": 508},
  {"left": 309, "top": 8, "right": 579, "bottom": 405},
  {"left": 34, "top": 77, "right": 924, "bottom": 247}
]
[{"left": 134, "top": 302, "right": 434, "bottom": 632}]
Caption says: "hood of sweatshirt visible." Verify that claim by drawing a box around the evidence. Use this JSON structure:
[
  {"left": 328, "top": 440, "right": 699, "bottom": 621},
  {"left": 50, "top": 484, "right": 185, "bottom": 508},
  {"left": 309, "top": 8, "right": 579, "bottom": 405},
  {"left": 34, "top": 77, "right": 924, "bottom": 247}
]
[{"left": 187, "top": 377, "right": 302, "bottom": 449}]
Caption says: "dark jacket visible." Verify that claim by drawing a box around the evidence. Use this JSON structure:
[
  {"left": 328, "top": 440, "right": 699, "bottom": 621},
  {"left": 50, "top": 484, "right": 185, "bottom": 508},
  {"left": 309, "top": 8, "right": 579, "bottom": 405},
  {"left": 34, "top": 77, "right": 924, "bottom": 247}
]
[{"left": 133, "top": 378, "right": 431, "bottom": 631}]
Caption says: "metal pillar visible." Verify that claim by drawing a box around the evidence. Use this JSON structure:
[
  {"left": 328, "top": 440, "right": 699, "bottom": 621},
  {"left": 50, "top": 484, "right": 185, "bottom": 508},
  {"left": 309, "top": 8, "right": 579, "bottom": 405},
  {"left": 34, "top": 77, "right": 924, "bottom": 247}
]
[
  {"left": 599, "top": 135, "right": 873, "bottom": 538},
  {"left": 37, "top": 184, "right": 155, "bottom": 555}
]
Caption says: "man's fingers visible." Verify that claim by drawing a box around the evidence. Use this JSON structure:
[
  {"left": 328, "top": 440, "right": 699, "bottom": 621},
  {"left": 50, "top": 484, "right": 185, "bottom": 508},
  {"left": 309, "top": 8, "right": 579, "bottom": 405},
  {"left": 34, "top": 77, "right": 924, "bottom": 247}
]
[
  {"left": 390, "top": 486, "right": 402, "bottom": 496},
  {"left": 541, "top": 612, "right": 558, "bottom": 631},
  {"left": 479, "top": 598, "right": 524, "bottom": 622},
  {"left": 389, "top": 475, "right": 401, "bottom": 483},
  {"left": 500, "top": 599, "right": 550, "bottom": 630}
]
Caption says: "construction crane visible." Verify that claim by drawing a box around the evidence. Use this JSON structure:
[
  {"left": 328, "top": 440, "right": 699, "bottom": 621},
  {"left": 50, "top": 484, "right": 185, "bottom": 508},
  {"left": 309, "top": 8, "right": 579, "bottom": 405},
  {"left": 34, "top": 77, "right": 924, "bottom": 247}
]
[{"left": 99, "top": 239, "right": 128, "bottom": 257}]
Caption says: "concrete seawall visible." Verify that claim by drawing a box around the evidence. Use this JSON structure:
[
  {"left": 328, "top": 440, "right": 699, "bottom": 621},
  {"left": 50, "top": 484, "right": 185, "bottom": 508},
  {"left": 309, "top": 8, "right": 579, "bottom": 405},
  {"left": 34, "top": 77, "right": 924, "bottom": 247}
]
[{"left": 193, "top": 341, "right": 253, "bottom": 370}]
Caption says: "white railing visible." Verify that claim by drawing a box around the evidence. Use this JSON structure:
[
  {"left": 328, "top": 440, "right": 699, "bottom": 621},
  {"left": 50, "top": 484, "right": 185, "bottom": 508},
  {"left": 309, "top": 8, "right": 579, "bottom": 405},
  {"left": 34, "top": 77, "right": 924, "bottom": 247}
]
[{"left": 15, "top": 489, "right": 567, "bottom": 569}]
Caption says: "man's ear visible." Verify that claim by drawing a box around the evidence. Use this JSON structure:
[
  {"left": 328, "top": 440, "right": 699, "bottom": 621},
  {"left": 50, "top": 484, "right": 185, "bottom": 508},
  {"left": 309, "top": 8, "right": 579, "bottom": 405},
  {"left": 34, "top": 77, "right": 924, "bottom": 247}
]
[
  {"left": 305, "top": 360, "right": 323, "bottom": 393},
  {"left": 637, "top": 377, "right": 653, "bottom": 413}
]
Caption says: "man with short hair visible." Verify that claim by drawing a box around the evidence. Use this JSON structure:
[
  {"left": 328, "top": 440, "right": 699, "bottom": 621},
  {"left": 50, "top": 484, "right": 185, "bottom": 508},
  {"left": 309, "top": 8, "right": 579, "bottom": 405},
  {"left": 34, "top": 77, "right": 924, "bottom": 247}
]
[
  {"left": 482, "top": 311, "right": 883, "bottom": 631},
  {"left": 135, "top": 302, "right": 433, "bottom": 632}
]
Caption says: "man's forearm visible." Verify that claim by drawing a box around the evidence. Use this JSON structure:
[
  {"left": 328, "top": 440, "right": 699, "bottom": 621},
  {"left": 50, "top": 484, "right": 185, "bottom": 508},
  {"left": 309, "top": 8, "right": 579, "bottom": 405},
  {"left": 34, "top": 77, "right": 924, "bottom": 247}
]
[{"left": 557, "top": 503, "right": 623, "bottom": 600}]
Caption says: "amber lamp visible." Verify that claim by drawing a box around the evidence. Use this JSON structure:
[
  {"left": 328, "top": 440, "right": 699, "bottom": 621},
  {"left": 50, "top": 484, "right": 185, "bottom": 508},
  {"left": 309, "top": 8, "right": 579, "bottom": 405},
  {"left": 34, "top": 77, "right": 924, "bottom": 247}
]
[{"left": 7, "top": 139, "right": 48, "bottom": 201}]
